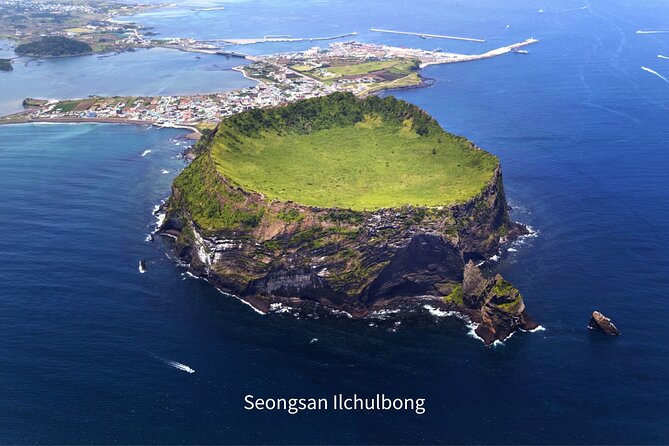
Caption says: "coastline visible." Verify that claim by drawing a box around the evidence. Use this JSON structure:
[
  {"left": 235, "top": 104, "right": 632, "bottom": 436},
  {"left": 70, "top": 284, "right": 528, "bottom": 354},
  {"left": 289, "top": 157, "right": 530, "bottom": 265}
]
[
  {"left": 0, "top": 116, "right": 201, "bottom": 138},
  {"left": 231, "top": 65, "right": 261, "bottom": 85}
]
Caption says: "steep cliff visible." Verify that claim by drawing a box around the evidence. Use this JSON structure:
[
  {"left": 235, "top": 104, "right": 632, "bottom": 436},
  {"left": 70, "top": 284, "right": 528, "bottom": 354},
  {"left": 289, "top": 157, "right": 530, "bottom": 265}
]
[{"left": 160, "top": 93, "right": 536, "bottom": 345}]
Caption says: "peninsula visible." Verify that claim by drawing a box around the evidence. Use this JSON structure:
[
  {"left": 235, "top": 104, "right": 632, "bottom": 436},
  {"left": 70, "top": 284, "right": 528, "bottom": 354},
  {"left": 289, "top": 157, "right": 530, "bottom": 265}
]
[
  {"left": 15, "top": 36, "right": 92, "bottom": 57},
  {"left": 1, "top": 39, "right": 538, "bottom": 128},
  {"left": 159, "top": 93, "right": 537, "bottom": 345}
]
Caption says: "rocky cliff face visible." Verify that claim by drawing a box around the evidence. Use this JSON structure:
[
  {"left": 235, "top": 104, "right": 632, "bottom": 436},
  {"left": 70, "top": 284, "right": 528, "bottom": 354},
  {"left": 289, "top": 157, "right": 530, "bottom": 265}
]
[{"left": 160, "top": 149, "right": 536, "bottom": 345}]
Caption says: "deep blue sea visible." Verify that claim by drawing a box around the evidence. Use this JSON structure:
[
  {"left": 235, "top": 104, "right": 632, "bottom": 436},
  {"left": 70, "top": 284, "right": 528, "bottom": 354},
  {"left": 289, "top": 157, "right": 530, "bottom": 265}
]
[{"left": 1, "top": 0, "right": 668, "bottom": 443}]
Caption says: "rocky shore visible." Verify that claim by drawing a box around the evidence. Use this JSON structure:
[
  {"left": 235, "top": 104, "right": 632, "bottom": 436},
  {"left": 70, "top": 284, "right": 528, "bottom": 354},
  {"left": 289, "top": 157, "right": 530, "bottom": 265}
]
[
  {"left": 160, "top": 160, "right": 536, "bottom": 345},
  {"left": 159, "top": 94, "right": 537, "bottom": 345}
]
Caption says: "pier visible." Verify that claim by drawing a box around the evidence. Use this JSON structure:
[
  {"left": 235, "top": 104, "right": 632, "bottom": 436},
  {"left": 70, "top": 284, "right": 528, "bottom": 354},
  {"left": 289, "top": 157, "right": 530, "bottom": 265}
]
[{"left": 370, "top": 28, "right": 485, "bottom": 43}]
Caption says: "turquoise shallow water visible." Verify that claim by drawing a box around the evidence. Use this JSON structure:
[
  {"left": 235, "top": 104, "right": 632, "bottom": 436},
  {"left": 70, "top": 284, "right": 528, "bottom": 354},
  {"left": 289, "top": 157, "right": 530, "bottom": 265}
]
[{"left": 1, "top": 0, "right": 669, "bottom": 443}]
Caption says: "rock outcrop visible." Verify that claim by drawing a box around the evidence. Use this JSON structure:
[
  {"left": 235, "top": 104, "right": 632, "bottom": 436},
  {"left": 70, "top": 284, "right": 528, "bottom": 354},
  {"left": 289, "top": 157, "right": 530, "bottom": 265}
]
[
  {"left": 589, "top": 311, "right": 620, "bottom": 336},
  {"left": 473, "top": 270, "right": 538, "bottom": 344}
]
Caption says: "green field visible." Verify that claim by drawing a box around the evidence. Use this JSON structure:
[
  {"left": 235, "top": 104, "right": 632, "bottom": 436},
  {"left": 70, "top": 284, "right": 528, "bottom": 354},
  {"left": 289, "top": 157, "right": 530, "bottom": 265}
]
[
  {"left": 291, "top": 58, "right": 420, "bottom": 87},
  {"left": 208, "top": 95, "right": 497, "bottom": 210},
  {"left": 327, "top": 59, "right": 417, "bottom": 77}
]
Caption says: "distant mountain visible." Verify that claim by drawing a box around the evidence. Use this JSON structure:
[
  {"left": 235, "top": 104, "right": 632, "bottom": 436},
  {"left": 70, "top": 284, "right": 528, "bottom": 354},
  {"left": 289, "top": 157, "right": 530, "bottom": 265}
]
[{"left": 15, "top": 36, "right": 92, "bottom": 57}]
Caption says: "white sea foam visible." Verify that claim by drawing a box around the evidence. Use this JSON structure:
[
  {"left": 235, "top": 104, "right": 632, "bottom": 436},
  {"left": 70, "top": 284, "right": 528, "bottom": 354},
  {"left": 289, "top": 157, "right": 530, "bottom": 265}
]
[
  {"left": 310, "top": 338, "right": 318, "bottom": 344},
  {"left": 217, "top": 288, "right": 267, "bottom": 315},
  {"left": 507, "top": 248, "right": 518, "bottom": 252},
  {"left": 521, "top": 325, "right": 546, "bottom": 333},
  {"left": 161, "top": 169, "right": 170, "bottom": 174},
  {"left": 466, "top": 321, "right": 485, "bottom": 343},
  {"left": 508, "top": 224, "right": 539, "bottom": 250},
  {"left": 641, "top": 66, "right": 669, "bottom": 83},
  {"left": 155, "top": 212, "right": 166, "bottom": 228},
  {"left": 423, "top": 304, "right": 458, "bottom": 318},
  {"left": 141, "top": 149, "right": 152, "bottom": 157},
  {"left": 138, "top": 261, "right": 147, "bottom": 273},
  {"left": 423, "top": 305, "right": 488, "bottom": 344},
  {"left": 329, "top": 308, "right": 353, "bottom": 318},
  {"left": 269, "top": 302, "right": 293, "bottom": 314},
  {"left": 369, "top": 308, "right": 401, "bottom": 319}
]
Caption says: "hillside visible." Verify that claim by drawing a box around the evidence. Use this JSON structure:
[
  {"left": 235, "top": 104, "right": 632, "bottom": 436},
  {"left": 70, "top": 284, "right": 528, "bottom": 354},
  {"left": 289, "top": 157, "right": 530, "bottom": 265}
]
[
  {"left": 15, "top": 36, "right": 92, "bottom": 57},
  {"left": 162, "top": 93, "right": 536, "bottom": 345}
]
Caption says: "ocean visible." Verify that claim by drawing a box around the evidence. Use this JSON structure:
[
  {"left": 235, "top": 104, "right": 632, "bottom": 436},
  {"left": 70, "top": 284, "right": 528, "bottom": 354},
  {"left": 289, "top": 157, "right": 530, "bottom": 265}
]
[{"left": 1, "top": 0, "right": 668, "bottom": 443}]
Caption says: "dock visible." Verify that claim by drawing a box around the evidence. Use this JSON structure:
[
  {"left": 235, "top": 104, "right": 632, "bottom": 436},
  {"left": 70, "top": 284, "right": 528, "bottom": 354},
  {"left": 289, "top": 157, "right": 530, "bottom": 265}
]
[{"left": 370, "top": 28, "right": 484, "bottom": 43}]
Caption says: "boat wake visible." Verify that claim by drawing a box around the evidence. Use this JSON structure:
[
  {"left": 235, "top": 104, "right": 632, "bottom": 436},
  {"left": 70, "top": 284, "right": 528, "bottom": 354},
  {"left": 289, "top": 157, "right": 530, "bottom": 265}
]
[
  {"left": 153, "top": 355, "right": 195, "bottom": 374},
  {"left": 658, "top": 55, "right": 669, "bottom": 60},
  {"left": 641, "top": 66, "right": 669, "bottom": 84},
  {"left": 636, "top": 30, "right": 669, "bottom": 34},
  {"left": 166, "top": 360, "right": 195, "bottom": 374}
]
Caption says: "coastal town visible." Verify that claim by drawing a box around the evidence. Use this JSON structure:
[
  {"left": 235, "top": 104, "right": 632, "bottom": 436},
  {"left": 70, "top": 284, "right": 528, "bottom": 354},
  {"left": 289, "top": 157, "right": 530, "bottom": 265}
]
[{"left": 0, "top": 39, "right": 537, "bottom": 130}]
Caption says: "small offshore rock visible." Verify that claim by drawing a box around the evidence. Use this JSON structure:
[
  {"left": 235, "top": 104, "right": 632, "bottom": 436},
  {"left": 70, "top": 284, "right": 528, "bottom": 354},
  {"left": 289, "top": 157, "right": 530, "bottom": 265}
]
[{"left": 588, "top": 311, "right": 620, "bottom": 336}]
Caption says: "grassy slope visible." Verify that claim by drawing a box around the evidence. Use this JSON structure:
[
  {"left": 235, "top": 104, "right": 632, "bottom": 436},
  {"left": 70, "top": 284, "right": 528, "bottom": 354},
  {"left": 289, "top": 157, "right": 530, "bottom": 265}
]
[{"left": 211, "top": 114, "right": 497, "bottom": 210}]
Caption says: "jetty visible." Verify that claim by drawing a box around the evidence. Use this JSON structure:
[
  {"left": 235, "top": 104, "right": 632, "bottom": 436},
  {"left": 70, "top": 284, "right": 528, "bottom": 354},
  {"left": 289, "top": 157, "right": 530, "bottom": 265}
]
[
  {"left": 418, "top": 38, "right": 539, "bottom": 68},
  {"left": 370, "top": 28, "right": 484, "bottom": 43}
]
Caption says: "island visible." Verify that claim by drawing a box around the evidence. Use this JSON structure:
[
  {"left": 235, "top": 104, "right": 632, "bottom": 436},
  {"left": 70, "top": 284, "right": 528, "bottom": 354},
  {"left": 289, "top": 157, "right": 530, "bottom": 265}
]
[
  {"left": 159, "top": 93, "right": 537, "bottom": 345},
  {"left": 15, "top": 36, "right": 92, "bottom": 57}
]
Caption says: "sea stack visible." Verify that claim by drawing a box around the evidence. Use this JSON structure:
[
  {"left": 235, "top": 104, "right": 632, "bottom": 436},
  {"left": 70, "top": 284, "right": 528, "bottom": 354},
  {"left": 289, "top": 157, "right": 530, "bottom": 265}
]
[
  {"left": 160, "top": 93, "right": 535, "bottom": 345},
  {"left": 589, "top": 311, "right": 620, "bottom": 336}
]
